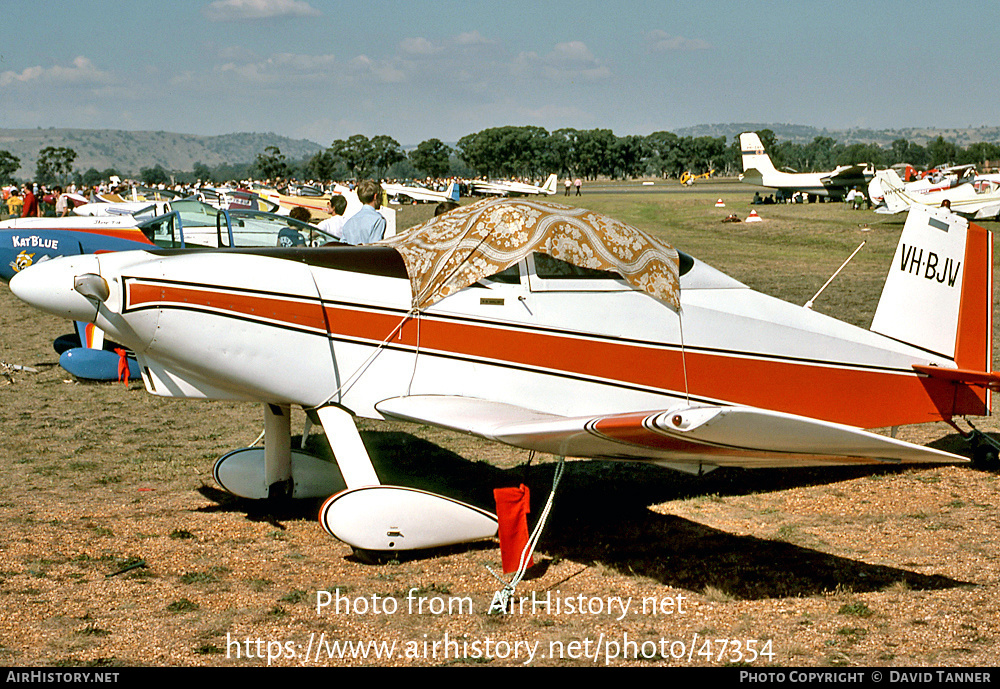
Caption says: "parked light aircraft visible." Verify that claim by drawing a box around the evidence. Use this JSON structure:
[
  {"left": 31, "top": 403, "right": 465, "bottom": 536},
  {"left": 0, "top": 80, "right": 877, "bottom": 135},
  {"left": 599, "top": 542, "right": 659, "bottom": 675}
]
[
  {"left": 253, "top": 184, "right": 334, "bottom": 220},
  {"left": 9, "top": 199, "right": 996, "bottom": 554},
  {"left": 871, "top": 169, "right": 1000, "bottom": 220},
  {"left": 739, "top": 132, "right": 873, "bottom": 200},
  {"left": 867, "top": 165, "right": 977, "bottom": 206},
  {"left": 383, "top": 180, "right": 460, "bottom": 205},
  {"left": 1, "top": 203, "right": 341, "bottom": 379},
  {"left": 472, "top": 173, "right": 558, "bottom": 197}
]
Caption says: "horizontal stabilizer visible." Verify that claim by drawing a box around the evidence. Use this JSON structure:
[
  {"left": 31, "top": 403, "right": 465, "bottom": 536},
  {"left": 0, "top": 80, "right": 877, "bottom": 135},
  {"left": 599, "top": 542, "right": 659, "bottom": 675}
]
[
  {"left": 376, "top": 395, "right": 966, "bottom": 470},
  {"left": 739, "top": 168, "right": 765, "bottom": 186},
  {"left": 913, "top": 365, "right": 1000, "bottom": 391}
]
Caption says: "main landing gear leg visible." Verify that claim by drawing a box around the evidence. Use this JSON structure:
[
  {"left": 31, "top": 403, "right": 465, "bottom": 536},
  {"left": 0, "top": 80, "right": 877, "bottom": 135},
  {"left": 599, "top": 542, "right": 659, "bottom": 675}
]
[
  {"left": 315, "top": 405, "right": 498, "bottom": 554},
  {"left": 212, "top": 404, "right": 345, "bottom": 500},
  {"left": 264, "top": 403, "right": 293, "bottom": 500}
]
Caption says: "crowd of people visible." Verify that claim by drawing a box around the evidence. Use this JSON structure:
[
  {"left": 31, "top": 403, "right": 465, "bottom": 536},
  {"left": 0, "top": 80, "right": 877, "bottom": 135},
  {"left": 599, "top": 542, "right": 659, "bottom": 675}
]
[
  {"left": 0, "top": 173, "right": 562, "bottom": 247},
  {"left": 3, "top": 181, "right": 56, "bottom": 219}
]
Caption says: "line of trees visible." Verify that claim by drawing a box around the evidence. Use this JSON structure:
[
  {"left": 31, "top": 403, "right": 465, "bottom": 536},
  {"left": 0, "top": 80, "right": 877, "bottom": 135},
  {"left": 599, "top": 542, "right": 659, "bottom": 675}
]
[
  {"left": 285, "top": 127, "right": 1000, "bottom": 183},
  {"left": 3, "top": 127, "right": 999, "bottom": 189},
  {"left": 753, "top": 130, "right": 1000, "bottom": 173}
]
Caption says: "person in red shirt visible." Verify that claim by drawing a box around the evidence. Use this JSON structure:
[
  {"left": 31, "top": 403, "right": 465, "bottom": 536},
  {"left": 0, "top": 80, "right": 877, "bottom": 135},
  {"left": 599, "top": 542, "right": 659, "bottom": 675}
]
[{"left": 21, "top": 183, "right": 39, "bottom": 217}]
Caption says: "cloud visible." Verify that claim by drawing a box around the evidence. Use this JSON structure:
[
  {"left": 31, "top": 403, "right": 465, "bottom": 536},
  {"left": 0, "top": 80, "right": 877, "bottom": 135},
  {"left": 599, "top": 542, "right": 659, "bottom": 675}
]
[
  {"left": 646, "top": 30, "right": 711, "bottom": 52},
  {"left": 202, "top": 0, "right": 321, "bottom": 22},
  {"left": 455, "top": 31, "right": 495, "bottom": 46},
  {"left": 348, "top": 55, "right": 406, "bottom": 83},
  {"left": 399, "top": 37, "right": 441, "bottom": 56},
  {"left": 518, "top": 41, "right": 610, "bottom": 81},
  {"left": 0, "top": 56, "right": 113, "bottom": 88},
  {"left": 216, "top": 52, "right": 340, "bottom": 83}
]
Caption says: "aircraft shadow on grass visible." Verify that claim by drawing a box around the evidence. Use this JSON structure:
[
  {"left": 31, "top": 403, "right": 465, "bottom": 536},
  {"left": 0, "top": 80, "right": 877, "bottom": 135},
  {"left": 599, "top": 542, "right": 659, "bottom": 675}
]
[{"left": 194, "top": 428, "right": 975, "bottom": 600}]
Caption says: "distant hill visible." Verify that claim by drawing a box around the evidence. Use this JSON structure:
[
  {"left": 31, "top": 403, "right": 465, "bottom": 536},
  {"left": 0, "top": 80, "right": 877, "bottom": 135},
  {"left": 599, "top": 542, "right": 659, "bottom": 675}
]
[
  {"left": 673, "top": 123, "right": 1000, "bottom": 147},
  {"left": 2, "top": 125, "right": 998, "bottom": 182},
  {"left": 0, "top": 128, "right": 324, "bottom": 179}
]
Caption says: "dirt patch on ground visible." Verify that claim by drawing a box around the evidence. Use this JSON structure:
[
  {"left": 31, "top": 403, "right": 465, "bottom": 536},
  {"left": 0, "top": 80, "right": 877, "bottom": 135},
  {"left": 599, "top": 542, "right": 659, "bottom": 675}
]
[{"left": 2, "top": 268, "right": 1000, "bottom": 667}]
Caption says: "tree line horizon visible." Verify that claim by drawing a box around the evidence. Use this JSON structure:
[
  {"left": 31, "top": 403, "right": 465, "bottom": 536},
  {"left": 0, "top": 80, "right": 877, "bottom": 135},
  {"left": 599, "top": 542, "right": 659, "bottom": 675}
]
[{"left": 2, "top": 126, "right": 998, "bottom": 188}]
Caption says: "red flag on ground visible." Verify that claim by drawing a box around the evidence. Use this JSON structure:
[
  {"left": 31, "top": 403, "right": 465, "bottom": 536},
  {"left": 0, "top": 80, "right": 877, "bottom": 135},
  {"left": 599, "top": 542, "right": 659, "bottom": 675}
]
[
  {"left": 494, "top": 484, "right": 532, "bottom": 574},
  {"left": 115, "top": 348, "right": 129, "bottom": 384}
]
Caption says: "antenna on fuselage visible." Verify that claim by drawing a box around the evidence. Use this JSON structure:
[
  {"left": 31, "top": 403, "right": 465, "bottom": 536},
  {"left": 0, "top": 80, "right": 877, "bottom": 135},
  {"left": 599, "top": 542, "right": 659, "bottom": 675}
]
[{"left": 804, "top": 241, "right": 866, "bottom": 310}]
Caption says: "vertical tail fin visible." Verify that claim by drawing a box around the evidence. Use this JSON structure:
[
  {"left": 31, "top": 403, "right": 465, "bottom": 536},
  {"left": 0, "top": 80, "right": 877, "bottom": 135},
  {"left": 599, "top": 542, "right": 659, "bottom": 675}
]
[
  {"left": 446, "top": 181, "right": 459, "bottom": 202},
  {"left": 739, "top": 132, "right": 777, "bottom": 174},
  {"left": 872, "top": 205, "right": 992, "bottom": 375},
  {"left": 872, "top": 169, "right": 911, "bottom": 213},
  {"left": 541, "top": 173, "right": 558, "bottom": 195}
]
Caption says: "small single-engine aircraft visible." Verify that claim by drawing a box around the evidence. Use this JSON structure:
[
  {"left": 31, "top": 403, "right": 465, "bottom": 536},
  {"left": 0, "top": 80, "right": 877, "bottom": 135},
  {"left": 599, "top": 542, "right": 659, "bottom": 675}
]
[
  {"left": 196, "top": 187, "right": 283, "bottom": 214},
  {"left": 739, "top": 132, "right": 873, "bottom": 200},
  {"left": 72, "top": 186, "right": 185, "bottom": 218},
  {"left": 871, "top": 169, "right": 1000, "bottom": 220},
  {"left": 10, "top": 199, "right": 996, "bottom": 554},
  {"left": 383, "top": 180, "right": 460, "bottom": 205},
  {"left": 472, "top": 173, "right": 559, "bottom": 197},
  {"left": 867, "top": 165, "right": 977, "bottom": 206},
  {"left": 253, "top": 184, "right": 334, "bottom": 220},
  {"left": 1, "top": 203, "right": 341, "bottom": 380}
]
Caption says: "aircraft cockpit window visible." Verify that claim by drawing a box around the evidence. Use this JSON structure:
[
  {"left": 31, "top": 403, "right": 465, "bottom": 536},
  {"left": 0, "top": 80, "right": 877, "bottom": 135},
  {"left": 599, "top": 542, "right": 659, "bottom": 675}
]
[
  {"left": 227, "top": 211, "right": 337, "bottom": 247},
  {"left": 678, "top": 250, "right": 694, "bottom": 276},
  {"left": 139, "top": 213, "right": 183, "bottom": 248},
  {"left": 532, "top": 251, "right": 694, "bottom": 279},
  {"left": 484, "top": 264, "right": 522, "bottom": 283},
  {"left": 526, "top": 250, "right": 691, "bottom": 294},
  {"left": 526, "top": 252, "right": 629, "bottom": 294},
  {"left": 532, "top": 252, "right": 622, "bottom": 280}
]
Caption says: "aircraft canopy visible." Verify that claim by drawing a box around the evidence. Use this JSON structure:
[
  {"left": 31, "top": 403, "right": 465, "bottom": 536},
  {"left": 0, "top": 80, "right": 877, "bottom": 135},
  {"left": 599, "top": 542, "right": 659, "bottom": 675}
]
[{"left": 380, "top": 198, "right": 681, "bottom": 311}]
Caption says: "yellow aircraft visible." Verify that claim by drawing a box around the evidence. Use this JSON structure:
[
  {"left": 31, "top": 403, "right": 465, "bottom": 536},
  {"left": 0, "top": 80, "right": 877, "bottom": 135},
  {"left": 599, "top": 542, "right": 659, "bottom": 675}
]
[{"left": 680, "top": 169, "right": 714, "bottom": 186}]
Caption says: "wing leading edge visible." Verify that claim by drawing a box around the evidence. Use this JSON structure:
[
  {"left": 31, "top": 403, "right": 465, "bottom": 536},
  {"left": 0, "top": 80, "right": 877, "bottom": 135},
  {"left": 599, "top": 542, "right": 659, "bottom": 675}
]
[{"left": 374, "top": 396, "right": 966, "bottom": 471}]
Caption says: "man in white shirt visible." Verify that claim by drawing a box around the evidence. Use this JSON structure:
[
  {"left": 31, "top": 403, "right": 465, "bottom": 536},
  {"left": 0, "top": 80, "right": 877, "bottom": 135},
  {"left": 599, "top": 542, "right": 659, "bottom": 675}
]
[{"left": 318, "top": 194, "right": 348, "bottom": 240}]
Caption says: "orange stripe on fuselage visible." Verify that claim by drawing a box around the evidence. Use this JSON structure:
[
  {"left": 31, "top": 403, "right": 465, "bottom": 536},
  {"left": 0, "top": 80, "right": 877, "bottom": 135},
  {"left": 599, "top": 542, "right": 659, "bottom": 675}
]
[
  {"left": 124, "top": 280, "right": 982, "bottom": 429},
  {"left": 125, "top": 281, "right": 328, "bottom": 333},
  {"left": 321, "top": 304, "right": 974, "bottom": 429},
  {"left": 68, "top": 227, "right": 155, "bottom": 243}
]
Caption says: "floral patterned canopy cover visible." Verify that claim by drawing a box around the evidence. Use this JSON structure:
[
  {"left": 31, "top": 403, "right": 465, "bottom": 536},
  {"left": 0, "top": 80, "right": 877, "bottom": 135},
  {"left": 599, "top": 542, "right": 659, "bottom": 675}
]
[{"left": 379, "top": 198, "right": 681, "bottom": 312}]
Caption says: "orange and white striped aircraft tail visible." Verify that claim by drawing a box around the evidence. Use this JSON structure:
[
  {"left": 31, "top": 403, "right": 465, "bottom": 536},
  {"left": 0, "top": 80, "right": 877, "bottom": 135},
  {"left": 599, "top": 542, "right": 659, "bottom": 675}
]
[{"left": 873, "top": 204, "right": 995, "bottom": 413}]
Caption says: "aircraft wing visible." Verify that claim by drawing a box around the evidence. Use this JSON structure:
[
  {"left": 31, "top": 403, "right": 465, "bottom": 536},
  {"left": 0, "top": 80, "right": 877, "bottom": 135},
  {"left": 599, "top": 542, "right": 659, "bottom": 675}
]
[
  {"left": 375, "top": 395, "right": 965, "bottom": 471},
  {"left": 972, "top": 200, "right": 1000, "bottom": 220},
  {"left": 822, "top": 165, "right": 870, "bottom": 187}
]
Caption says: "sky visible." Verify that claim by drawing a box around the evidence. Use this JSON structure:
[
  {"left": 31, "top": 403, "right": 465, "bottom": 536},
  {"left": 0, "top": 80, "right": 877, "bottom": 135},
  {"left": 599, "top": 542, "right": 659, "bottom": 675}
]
[{"left": 1, "top": 0, "right": 997, "bottom": 147}]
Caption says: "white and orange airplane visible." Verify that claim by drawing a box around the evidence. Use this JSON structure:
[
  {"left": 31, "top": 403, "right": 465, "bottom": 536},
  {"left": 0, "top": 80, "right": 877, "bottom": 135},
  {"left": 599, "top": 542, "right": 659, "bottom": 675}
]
[{"left": 9, "top": 198, "right": 997, "bottom": 554}]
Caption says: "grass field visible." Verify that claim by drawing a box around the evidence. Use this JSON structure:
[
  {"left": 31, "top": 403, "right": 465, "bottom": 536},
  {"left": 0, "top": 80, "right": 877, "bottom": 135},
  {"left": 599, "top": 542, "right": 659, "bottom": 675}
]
[{"left": 2, "top": 181, "right": 1000, "bottom": 667}]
